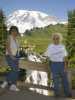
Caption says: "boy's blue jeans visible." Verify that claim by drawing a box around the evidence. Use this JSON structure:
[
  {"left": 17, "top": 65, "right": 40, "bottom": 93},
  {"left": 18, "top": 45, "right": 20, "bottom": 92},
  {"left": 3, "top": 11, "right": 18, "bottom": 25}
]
[
  {"left": 6, "top": 55, "right": 19, "bottom": 84},
  {"left": 50, "top": 62, "right": 71, "bottom": 96}
]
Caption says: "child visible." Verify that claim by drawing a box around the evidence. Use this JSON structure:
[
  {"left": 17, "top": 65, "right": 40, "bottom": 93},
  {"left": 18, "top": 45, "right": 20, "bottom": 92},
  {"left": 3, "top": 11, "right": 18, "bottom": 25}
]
[
  {"left": 1, "top": 26, "right": 20, "bottom": 91},
  {"left": 44, "top": 33, "right": 72, "bottom": 97}
]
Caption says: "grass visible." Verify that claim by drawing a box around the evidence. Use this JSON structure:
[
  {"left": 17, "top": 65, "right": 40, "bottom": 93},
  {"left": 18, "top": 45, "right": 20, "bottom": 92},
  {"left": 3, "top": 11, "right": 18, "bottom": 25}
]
[{"left": 17, "top": 24, "right": 67, "bottom": 53}]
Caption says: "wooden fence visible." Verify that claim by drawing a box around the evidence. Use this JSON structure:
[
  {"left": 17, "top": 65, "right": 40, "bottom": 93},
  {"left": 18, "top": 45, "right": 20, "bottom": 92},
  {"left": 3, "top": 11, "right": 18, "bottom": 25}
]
[
  {"left": 0, "top": 56, "right": 75, "bottom": 90},
  {"left": 19, "top": 59, "right": 75, "bottom": 90}
]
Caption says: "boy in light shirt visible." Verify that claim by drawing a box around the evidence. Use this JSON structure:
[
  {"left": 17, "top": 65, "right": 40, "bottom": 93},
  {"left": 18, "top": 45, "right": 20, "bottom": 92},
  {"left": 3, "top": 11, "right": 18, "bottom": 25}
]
[{"left": 45, "top": 33, "right": 72, "bottom": 97}]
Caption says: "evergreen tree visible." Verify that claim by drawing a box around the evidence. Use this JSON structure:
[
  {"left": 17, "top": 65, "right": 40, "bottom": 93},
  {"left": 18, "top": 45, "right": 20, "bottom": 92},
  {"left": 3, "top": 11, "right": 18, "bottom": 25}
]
[
  {"left": 25, "top": 30, "right": 31, "bottom": 36},
  {"left": 67, "top": 10, "right": 75, "bottom": 60},
  {"left": 0, "top": 9, "right": 7, "bottom": 56}
]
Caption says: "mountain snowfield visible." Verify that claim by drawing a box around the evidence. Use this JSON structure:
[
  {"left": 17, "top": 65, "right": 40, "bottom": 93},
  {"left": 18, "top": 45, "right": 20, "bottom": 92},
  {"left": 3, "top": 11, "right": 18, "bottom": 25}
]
[{"left": 6, "top": 10, "right": 67, "bottom": 33}]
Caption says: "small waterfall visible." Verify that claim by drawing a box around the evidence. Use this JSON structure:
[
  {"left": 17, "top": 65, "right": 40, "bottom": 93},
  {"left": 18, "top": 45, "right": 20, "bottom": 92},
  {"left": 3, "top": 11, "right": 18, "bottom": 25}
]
[
  {"left": 20, "top": 53, "right": 54, "bottom": 96},
  {"left": 25, "top": 69, "right": 49, "bottom": 95}
]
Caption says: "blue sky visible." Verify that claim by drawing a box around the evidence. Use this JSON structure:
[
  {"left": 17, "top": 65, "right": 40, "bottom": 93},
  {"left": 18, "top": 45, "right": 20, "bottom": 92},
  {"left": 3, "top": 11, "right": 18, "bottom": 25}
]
[{"left": 0, "top": 0, "right": 75, "bottom": 21}]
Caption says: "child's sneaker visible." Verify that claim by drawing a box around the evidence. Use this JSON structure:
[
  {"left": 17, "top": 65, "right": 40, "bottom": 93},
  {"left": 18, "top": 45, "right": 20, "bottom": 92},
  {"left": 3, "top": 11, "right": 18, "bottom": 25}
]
[
  {"left": 1, "top": 81, "right": 8, "bottom": 89},
  {"left": 9, "top": 84, "right": 20, "bottom": 91}
]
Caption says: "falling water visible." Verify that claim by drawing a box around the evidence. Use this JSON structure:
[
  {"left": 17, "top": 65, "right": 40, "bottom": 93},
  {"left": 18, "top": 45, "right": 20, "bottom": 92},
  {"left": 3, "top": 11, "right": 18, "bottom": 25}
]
[
  {"left": 25, "top": 69, "right": 54, "bottom": 96},
  {"left": 20, "top": 53, "right": 54, "bottom": 96}
]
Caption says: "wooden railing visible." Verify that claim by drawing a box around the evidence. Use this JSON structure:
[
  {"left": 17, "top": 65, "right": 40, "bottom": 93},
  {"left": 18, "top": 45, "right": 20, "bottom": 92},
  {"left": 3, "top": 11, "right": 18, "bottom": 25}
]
[
  {"left": 19, "top": 59, "right": 50, "bottom": 90},
  {"left": 19, "top": 59, "right": 49, "bottom": 72},
  {"left": 19, "top": 59, "right": 75, "bottom": 90},
  {"left": 0, "top": 56, "right": 75, "bottom": 90}
]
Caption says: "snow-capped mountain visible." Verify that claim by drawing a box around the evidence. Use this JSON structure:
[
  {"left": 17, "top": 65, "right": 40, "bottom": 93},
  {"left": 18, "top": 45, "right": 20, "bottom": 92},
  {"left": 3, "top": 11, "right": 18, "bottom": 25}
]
[
  {"left": 6, "top": 10, "right": 58, "bottom": 33},
  {"left": 58, "top": 21, "right": 68, "bottom": 25}
]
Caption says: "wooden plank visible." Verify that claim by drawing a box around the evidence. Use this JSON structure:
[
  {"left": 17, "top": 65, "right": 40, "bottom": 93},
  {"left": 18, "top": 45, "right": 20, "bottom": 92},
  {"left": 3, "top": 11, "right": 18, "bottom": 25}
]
[
  {"left": 18, "top": 82, "right": 51, "bottom": 90},
  {"left": 19, "top": 59, "right": 49, "bottom": 72}
]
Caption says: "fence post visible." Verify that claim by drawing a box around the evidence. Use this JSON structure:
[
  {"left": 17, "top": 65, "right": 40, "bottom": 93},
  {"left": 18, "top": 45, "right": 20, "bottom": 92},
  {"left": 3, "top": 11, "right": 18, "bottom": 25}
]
[{"left": 67, "top": 69, "right": 72, "bottom": 91}]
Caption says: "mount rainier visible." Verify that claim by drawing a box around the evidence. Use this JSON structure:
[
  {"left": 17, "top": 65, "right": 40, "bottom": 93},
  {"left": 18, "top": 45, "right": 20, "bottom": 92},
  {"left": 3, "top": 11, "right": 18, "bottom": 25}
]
[{"left": 6, "top": 10, "right": 65, "bottom": 33}]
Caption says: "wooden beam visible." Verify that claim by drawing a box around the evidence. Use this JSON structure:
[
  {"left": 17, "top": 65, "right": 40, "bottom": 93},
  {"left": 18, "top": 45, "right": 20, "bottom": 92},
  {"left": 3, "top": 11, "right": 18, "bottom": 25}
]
[
  {"left": 18, "top": 82, "right": 51, "bottom": 90},
  {"left": 19, "top": 59, "right": 49, "bottom": 72}
]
